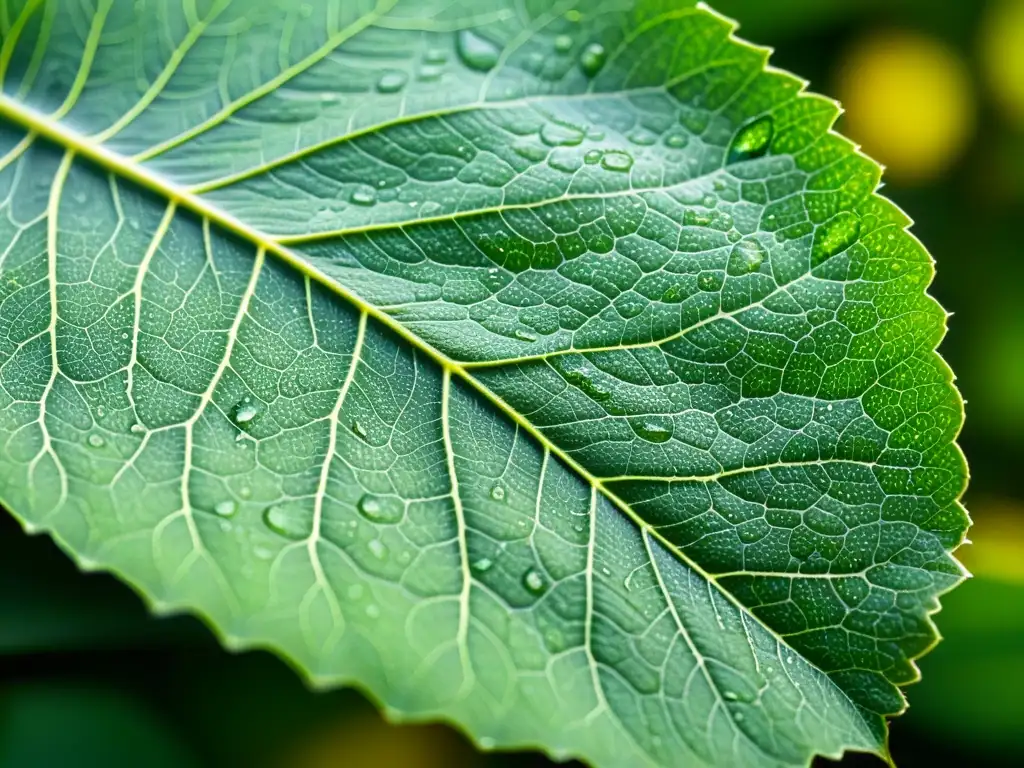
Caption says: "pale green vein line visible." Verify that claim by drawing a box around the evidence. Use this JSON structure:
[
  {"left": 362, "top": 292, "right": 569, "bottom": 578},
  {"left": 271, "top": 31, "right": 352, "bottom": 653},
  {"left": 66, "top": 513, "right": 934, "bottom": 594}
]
[
  {"left": 441, "top": 368, "right": 475, "bottom": 694},
  {"left": 133, "top": 0, "right": 399, "bottom": 162},
  {"left": 0, "top": 0, "right": 42, "bottom": 86},
  {"left": 93, "top": 0, "right": 232, "bottom": 143},
  {"left": 50, "top": 0, "right": 113, "bottom": 120},
  {"left": 0, "top": 130, "right": 33, "bottom": 176},
  {"left": 583, "top": 484, "right": 610, "bottom": 724},
  {"left": 600, "top": 459, "right": 882, "bottom": 485}
]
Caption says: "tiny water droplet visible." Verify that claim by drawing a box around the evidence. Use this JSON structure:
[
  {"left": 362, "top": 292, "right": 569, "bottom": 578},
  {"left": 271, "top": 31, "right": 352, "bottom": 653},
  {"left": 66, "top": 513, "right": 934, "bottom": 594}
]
[
  {"left": 727, "top": 239, "right": 767, "bottom": 276},
  {"left": 727, "top": 115, "right": 774, "bottom": 164},
  {"left": 554, "top": 34, "right": 573, "bottom": 53},
  {"left": 417, "top": 63, "right": 444, "bottom": 81},
  {"left": 233, "top": 402, "right": 259, "bottom": 425},
  {"left": 87, "top": 433, "right": 105, "bottom": 448},
  {"left": 523, "top": 568, "right": 546, "bottom": 594},
  {"left": 219, "top": 520, "right": 233, "bottom": 533},
  {"left": 367, "top": 538, "right": 388, "bottom": 560},
  {"left": 701, "top": 193, "right": 717, "bottom": 208},
  {"left": 665, "top": 132, "right": 689, "bottom": 149},
  {"left": 564, "top": 363, "right": 611, "bottom": 402},
  {"left": 629, "top": 415, "right": 673, "bottom": 443},
  {"left": 786, "top": 655, "right": 794, "bottom": 664},
  {"left": 214, "top": 499, "right": 237, "bottom": 518},
  {"left": 351, "top": 421, "right": 368, "bottom": 440},
  {"left": 262, "top": 505, "right": 308, "bottom": 540},
  {"left": 130, "top": 423, "right": 145, "bottom": 434},
  {"left": 514, "top": 328, "right": 537, "bottom": 342},
  {"left": 627, "top": 128, "right": 656, "bottom": 146},
  {"left": 347, "top": 583, "right": 365, "bottom": 600},
  {"left": 600, "top": 150, "right": 633, "bottom": 172},
  {"left": 350, "top": 188, "right": 377, "bottom": 206},
  {"left": 540, "top": 121, "right": 584, "bottom": 147},
  {"left": 826, "top": 403, "right": 834, "bottom": 412},
  {"left": 365, "top": 603, "right": 380, "bottom": 619},
  {"left": 456, "top": 29, "right": 500, "bottom": 72},
  {"left": 723, "top": 691, "right": 739, "bottom": 701},
  {"left": 579, "top": 42, "right": 606, "bottom": 76},
  {"left": 583, "top": 149, "right": 603, "bottom": 165},
  {"left": 490, "top": 484, "right": 506, "bottom": 501},
  {"left": 376, "top": 70, "right": 408, "bottom": 94},
  {"left": 424, "top": 48, "right": 447, "bottom": 64},
  {"left": 473, "top": 557, "right": 493, "bottom": 572},
  {"left": 254, "top": 545, "right": 274, "bottom": 560},
  {"left": 121, "top": 332, "right": 129, "bottom": 339}
]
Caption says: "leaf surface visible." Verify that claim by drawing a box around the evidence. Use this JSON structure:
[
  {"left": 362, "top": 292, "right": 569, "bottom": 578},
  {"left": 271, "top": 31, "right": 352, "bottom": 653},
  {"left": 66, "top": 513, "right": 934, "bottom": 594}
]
[{"left": 0, "top": 1, "right": 968, "bottom": 765}]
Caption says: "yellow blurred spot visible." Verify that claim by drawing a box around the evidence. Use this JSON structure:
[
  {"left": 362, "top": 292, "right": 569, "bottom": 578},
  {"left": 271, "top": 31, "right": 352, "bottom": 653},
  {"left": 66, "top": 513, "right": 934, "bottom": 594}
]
[
  {"left": 836, "top": 30, "right": 974, "bottom": 184},
  {"left": 980, "top": 0, "right": 1024, "bottom": 126},
  {"left": 958, "top": 498, "right": 1024, "bottom": 585},
  {"left": 284, "top": 711, "right": 478, "bottom": 768}
]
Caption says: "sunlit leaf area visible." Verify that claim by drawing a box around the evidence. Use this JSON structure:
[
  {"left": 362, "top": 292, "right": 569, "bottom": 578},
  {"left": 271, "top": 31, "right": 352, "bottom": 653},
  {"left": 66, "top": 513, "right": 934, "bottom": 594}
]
[{"left": 0, "top": 1, "right": 1019, "bottom": 767}]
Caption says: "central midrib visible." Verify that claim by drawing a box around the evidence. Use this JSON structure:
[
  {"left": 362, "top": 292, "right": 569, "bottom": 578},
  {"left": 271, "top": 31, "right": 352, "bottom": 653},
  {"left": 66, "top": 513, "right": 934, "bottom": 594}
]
[{"left": 0, "top": 92, "right": 864, "bottom": 713}]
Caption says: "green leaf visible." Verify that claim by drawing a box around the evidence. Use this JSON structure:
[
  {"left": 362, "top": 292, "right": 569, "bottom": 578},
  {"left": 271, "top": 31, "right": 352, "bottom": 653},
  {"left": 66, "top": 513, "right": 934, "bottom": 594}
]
[{"left": 0, "top": 1, "right": 968, "bottom": 766}]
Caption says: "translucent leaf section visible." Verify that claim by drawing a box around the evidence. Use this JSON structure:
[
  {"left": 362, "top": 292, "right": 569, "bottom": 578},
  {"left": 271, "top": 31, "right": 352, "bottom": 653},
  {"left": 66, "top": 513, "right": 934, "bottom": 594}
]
[{"left": 0, "top": 1, "right": 968, "bottom": 766}]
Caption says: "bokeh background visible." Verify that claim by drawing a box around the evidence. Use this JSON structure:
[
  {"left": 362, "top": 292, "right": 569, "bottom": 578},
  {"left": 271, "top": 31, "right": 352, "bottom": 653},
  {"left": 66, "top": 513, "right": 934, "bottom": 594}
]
[{"left": 2, "top": 1, "right": 1022, "bottom": 766}]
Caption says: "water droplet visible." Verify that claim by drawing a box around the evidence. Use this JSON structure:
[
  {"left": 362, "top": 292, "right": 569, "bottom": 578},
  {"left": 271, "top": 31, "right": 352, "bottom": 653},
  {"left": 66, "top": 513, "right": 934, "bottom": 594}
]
[
  {"left": 514, "top": 328, "right": 537, "bottom": 342},
  {"left": 727, "top": 239, "right": 767, "bottom": 276},
  {"left": 490, "top": 484, "right": 506, "bottom": 501},
  {"left": 628, "top": 415, "right": 673, "bottom": 443},
  {"left": 627, "top": 128, "right": 656, "bottom": 146},
  {"left": 600, "top": 150, "right": 633, "bottom": 172},
  {"left": 219, "top": 520, "right": 233, "bottom": 533},
  {"left": 786, "top": 655, "right": 794, "bottom": 664},
  {"left": 540, "top": 121, "right": 584, "bottom": 147},
  {"left": 96, "top": 405, "right": 105, "bottom": 417},
  {"left": 262, "top": 505, "right": 308, "bottom": 540},
  {"left": 417, "top": 63, "right": 444, "bottom": 81},
  {"left": 376, "top": 70, "right": 408, "bottom": 94},
  {"left": 734, "top": 712, "right": 745, "bottom": 723},
  {"left": 350, "top": 188, "right": 377, "bottom": 206},
  {"left": 87, "top": 433, "right": 105, "bottom": 448},
  {"left": 367, "top": 538, "right": 388, "bottom": 560},
  {"left": 121, "top": 332, "right": 129, "bottom": 339},
  {"left": 347, "top": 583, "right": 365, "bottom": 600},
  {"left": 356, "top": 493, "right": 403, "bottom": 524},
  {"left": 579, "top": 42, "right": 606, "bottom": 76},
  {"left": 728, "top": 116, "right": 774, "bottom": 164},
  {"left": 233, "top": 402, "right": 259, "bottom": 425},
  {"left": 701, "top": 194, "right": 717, "bottom": 209},
  {"left": 214, "top": 500, "right": 237, "bottom": 518},
  {"left": 351, "top": 421, "right": 368, "bottom": 440},
  {"left": 254, "top": 545, "right": 274, "bottom": 560},
  {"left": 554, "top": 34, "right": 573, "bottom": 53},
  {"left": 456, "top": 29, "right": 500, "bottom": 72},
  {"left": 564, "top": 363, "right": 612, "bottom": 402},
  {"left": 523, "top": 568, "right": 546, "bottom": 594},
  {"left": 811, "top": 212, "right": 861, "bottom": 266},
  {"left": 365, "top": 603, "right": 380, "bottom": 618},
  {"left": 583, "top": 149, "right": 603, "bottom": 165},
  {"left": 473, "top": 557, "right": 493, "bottom": 572},
  {"left": 723, "top": 691, "right": 739, "bottom": 701},
  {"left": 826, "top": 403, "right": 834, "bottom": 412},
  {"left": 424, "top": 48, "right": 447, "bottom": 64},
  {"left": 130, "top": 423, "right": 145, "bottom": 434},
  {"left": 665, "top": 132, "right": 689, "bottom": 149}
]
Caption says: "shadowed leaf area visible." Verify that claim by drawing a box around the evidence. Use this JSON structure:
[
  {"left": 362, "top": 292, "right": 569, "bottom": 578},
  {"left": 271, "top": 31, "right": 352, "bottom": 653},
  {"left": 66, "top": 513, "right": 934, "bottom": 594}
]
[{"left": 0, "top": 1, "right": 968, "bottom": 766}]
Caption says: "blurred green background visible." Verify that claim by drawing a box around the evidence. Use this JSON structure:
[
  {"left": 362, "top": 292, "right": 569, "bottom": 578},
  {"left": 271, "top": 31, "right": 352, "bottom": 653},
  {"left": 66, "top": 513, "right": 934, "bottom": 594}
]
[{"left": 2, "top": 1, "right": 1022, "bottom": 766}]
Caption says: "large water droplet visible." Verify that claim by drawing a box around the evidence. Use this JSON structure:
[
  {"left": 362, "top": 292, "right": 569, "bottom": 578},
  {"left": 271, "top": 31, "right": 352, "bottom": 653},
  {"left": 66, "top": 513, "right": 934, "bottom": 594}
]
[
  {"left": 262, "top": 505, "right": 308, "bottom": 540},
  {"left": 564, "top": 364, "right": 612, "bottom": 402},
  {"left": 356, "top": 493, "right": 403, "bottom": 524},
  {"left": 579, "top": 43, "right": 606, "bottom": 76},
  {"left": 87, "top": 433, "right": 105, "bottom": 448},
  {"left": 456, "top": 29, "right": 500, "bottom": 72},
  {"left": 214, "top": 499, "right": 237, "bottom": 518},
  {"left": 350, "top": 188, "right": 377, "bottom": 206},
  {"left": 523, "top": 568, "right": 546, "bottom": 594},
  {"left": 629, "top": 415, "right": 674, "bottom": 443},
  {"left": 540, "top": 121, "right": 584, "bottom": 147},
  {"left": 600, "top": 150, "right": 633, "bottom": 172},
  {"left": 811, "top": 212, "right": 861, "bottom": 266},
  {"left": 728, "top": 115, "right": 774, "bottom": 164},
  {"left": 233, "top": 402, "right": 259, "bottom": 425},
  {"left": 727, "top": 239, "right": 767, "bottom": 276},
  {"left": 376, "top": 70, "right": 408, "bottom": 94}
]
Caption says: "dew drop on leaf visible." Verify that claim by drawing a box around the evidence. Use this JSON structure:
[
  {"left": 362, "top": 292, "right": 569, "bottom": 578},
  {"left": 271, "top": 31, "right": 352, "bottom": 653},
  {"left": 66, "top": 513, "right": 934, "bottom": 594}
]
[
  {"left": 540, "top": 121, "right": 584, "bottom": 147},
  {"left": 600, "top": 150, "right": 633, "bottom": 172},
  {"left": 523, "top": 568, "right": 546, "bottom": 594},
  {"left": 490, "top": 484, "right": 506, "bottom": 501},
  {"left": 347, "top": 583, "right": 365, "bottom": 600},
  {"left": 423, "top": 48, "right": 447, "bottom": 64},
  {"left": 262, "top": 505, "right": 307, "bottom": 540},
  {"left": 472, "top": 557, "right": 493, "bottom": 572},
  {"left": 514, "top": 328, "right": 537, "bottom": 342},
  {"left": 87, "top": 433, "right": 105, "bottom": 448},
  {"left": 727, "top": 239, "right": 767, "bottom": 276},
  {"left": 579, "top": 42, "right": 606, "bottom": 76},
  {"left": 811, "top": 212, "right": 861, "bottom": 266},
  {"left": 456, "top": 29, "right": 500, "bottom": 72},
  {"left": 727, "top": 115, "right": 774, "bottom": 163},
  {"left": 233, "top": 402, "right": 259, "bottom": 425},
  {"left": 629, "top": 415, "right": 674, "bottom": 443},
  {"left": 365, "top": 604, "right": 380, "bottom": 619},
  {"left": 351, "top": 421, "right": 368, "bottom": 440},
  {"left": 665, "top": 132, "right": 689, "bottom": 148},
  {"left": 376, "top": 70, "right": 408, "bottom": 94},
  {"left": 214, "top": 500, "right": 237, "bottom": 518},
  {"left": 350, "top": 188, "right": 377, "bottom": 206},
  {"left": 583, "top": 149, "right": 603, "bottom": 165},
  {"left": 129, "top": 423, "right": 145, "bottom": 434},
  {"left": 357, "top": 494, "right": 403, "bottom": 524},
  {"left": 553, "top": 34, "right": 573, "bottom": 53},
  {"left": 367, "top": 538, "right": 388, "bottom": 560}
]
